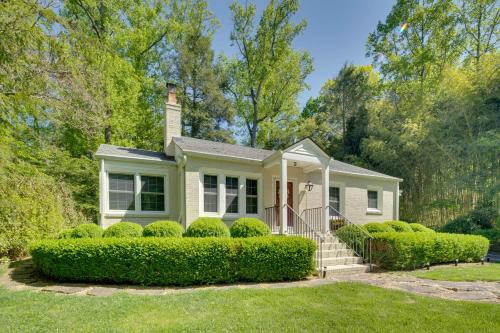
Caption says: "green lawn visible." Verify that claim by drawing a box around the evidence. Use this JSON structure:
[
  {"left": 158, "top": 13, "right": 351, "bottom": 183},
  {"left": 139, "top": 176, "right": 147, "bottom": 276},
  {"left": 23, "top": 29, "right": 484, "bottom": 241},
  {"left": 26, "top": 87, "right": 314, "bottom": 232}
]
[
  {"left": 0, "top": 283, "right": 498, "bottom": 333},
  {"left": 413, "top": 263, "right": 500, "bottom": 282}
]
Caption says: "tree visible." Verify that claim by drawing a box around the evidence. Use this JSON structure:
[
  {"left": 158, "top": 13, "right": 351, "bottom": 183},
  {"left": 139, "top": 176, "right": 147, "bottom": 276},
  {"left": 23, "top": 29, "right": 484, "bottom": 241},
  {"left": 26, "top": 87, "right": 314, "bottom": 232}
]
[
  {"left": 173, "top": 0, "right": 234, "bottom": 142},
  {"left": 319, "top": 64, "right": 377, "bottom": 157},
  {"left": 459, "top": 0, "right": 499, "bottom": 66},
  {"left": 228, "top": 0, "right": 312, "bottom": 147},
  {"left": 367, "top": 0, "right": 462, "bottom": 88}
]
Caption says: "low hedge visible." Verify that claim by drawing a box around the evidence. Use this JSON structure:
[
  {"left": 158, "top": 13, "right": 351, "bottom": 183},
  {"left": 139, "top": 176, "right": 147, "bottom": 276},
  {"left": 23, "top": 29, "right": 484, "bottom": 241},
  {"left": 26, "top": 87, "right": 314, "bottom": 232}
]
[
  {"left": 364, "top": 223, "right": 394, "bottom": 233},
  {"left": 185, "top": 217, "right": 230, "bottom": 237},
  {"left": 30, "top": 236, "right": 315, "bottom": 286},
  {"left": 472, "top": 229, "right": 500, "bottom": 251},
  {"left": 383, "top": 221, "right": 413, "bottom": 232},
  {"left": 409, "top": 223, "right": 434, "bottom": 233},
  {"left": 103, "top": 222, "right": 143, "bottom": 238},
  {"left": 371, "top": 232, "right": 489, "bottom": 270},
  {"left": 143, "top": 221, "right": 184, "bottom": 237},
  {"left": 58, "top": 229, "right": 74, "bottom": 239},
  {"left": 230, "top": 218, "right": 271, "bottom": 238},
  {"left": 71, "top": 223, "right": 103, "bottom": 238}
]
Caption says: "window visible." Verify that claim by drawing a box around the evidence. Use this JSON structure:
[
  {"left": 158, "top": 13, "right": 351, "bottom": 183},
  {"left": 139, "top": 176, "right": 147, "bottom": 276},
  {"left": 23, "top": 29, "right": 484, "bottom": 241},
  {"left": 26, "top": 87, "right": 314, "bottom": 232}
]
[
  {"left": 141, "top": 176, "right": 165, "bottom": 211},
  {"left": 226, "top": 177, "right": 239, "bottom": 214},
  {"left": 204, "top": 175, "right": 218, "bottom": 212},
  {"left": 109, "top": 174, "right": 135, "bottom": 210},
  {"left": 329, "top": 187, "right": 340, "bottom": 216},
  {"left": 246, "top": 179, "right": 258, "bottom": 214},
  {"left": 368, "top": 190, "right": 378, "bottom": 209}
]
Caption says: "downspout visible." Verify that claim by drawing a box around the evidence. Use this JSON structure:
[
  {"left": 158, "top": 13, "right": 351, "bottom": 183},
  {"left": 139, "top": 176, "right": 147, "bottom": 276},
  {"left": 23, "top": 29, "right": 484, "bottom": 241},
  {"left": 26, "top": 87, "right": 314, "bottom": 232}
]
[{"left": 177, "top": 155, "right": 187, "bottom": 229}]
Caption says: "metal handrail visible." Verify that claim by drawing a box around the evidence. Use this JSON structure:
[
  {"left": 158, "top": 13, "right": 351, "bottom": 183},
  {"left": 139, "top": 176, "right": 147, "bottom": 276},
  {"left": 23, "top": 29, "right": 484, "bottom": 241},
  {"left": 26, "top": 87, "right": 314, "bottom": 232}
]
[
  {"left": 299, "top": 206, "right": 323, "bottom": 232},
  {"left": 287, "top": 204, "right": 325, "bottom": 274},
  {"left": 264, "top": 205, "right": 325, "bottom": 274},
  {"left": 328, "top": 205, "right": 372, "bottom": 269}
]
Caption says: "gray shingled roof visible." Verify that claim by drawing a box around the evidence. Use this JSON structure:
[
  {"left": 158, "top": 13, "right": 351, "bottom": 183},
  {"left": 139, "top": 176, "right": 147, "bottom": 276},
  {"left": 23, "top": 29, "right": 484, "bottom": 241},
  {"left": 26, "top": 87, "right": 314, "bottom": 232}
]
[
  {"left": 96, "top": 139, "right": 400, "bottom": 181},
  {"left": 330, "top": 160, "right": 400, "bottom": 180},
  {"left": 173, "top": 136, "right": 273, "bottom": 161},
  {"left": 96, "top": 144, "right": 175, "bottom": 162},
  {"left": 174, "top": 136, "right": 400, "bottom": 180}
]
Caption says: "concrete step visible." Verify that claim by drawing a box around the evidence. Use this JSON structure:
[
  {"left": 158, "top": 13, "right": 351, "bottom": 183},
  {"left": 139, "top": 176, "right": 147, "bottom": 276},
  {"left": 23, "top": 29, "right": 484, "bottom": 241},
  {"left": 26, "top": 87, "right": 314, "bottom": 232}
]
[
  {"left": 321, "top": 242, "right": 349, "bottom": 250},
  {"left": 321, "top": 256, "right": 364, "bottom": 266},
  {"left": 318, "top": 249, "right": 355, "bottom": 258},
  {"left": 321, "top": 264, "right": 371, "bottom": 277}
]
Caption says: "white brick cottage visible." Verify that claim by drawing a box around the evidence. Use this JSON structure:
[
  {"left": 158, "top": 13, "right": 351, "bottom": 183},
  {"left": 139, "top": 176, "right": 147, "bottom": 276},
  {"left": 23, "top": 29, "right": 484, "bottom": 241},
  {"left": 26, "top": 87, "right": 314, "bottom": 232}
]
[{"left": 96, "top": 85, "right": 402, "bottom": 235}]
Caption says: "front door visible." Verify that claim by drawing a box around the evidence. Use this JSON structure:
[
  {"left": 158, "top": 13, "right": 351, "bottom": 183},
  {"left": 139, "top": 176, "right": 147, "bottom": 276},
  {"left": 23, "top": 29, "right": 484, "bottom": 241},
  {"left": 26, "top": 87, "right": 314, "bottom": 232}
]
[{"left": 275, "top": 181, "right": 293, "bottom": 226}]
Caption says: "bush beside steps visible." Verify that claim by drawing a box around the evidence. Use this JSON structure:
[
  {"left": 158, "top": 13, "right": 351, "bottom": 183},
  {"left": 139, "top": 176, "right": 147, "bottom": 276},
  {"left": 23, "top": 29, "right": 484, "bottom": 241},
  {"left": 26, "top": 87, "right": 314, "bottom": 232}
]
[{"left": 30, "top": 236, "right": 316, "bottom": 286}]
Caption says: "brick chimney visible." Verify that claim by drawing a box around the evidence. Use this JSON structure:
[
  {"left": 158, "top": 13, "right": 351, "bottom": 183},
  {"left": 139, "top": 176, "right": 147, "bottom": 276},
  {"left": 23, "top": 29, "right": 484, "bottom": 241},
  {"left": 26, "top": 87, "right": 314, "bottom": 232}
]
[{"left": 164, "top": 83, "right": 181, "bottom": 155}]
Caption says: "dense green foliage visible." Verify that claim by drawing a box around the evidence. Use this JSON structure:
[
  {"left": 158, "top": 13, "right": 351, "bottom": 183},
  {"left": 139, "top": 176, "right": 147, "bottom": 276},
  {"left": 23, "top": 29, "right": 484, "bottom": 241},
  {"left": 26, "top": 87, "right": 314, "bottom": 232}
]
[
  {"left": 472, "top": 229, "right": 500, "bottom": 251},
  {"left": 230, "top": 218, "right": 271, "bottom": 238},
  {"left": 384, "top": 221, "right": 414, "bottom": 232},
  {"left": 102, "top": 222, "right": 143, "bottom": 238},
  {"left": 408, "top": 223, "right": 435, "bottom": 233},
  {"left": 143, "top": 221, "right": 184, "bottom": 238},
  {"left": 71, "top": 224, "right": 103, "bottom": 239},
  {"left": 185, "top": 218, "right": 230, "bottom": 238},
  {"left": 30, "top": 236, "right": 315, "bottom": 285},
  {"left": 371, "top": 232, "right": 489, "bottom": 270},
  {"left": 440, "top": 201, "right": 499, "bottom": 233},
  {"left": 363, "top": 223, "right": 395, "bottom": 233},
  {"left": 58, "top": 230, "right": 74, "bottom": 239}
]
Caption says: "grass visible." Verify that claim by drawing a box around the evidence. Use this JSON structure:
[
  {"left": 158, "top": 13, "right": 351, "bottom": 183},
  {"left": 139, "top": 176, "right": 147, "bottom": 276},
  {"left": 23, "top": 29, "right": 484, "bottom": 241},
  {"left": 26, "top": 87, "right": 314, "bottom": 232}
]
[
  {"left": 0, "top": 282, "right": 498, "bottom": 332},
  {"left": 413, "top": 263, "right": 500, "bottom": 282}
]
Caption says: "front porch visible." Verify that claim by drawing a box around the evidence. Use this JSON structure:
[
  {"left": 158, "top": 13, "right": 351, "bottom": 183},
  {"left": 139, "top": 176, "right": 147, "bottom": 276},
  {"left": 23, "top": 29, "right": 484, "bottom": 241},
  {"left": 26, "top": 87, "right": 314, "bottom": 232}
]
[{"left": 261, "top": 139, "right": 332, "bottom": 235}]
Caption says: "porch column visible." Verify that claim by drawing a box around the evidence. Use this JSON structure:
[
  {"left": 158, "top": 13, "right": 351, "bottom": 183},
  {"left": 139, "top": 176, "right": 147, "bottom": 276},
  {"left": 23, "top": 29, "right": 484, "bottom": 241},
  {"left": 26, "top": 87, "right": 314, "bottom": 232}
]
[
  {"left": 321, "top": 162, "right": 330, "bottom": 234},
  {"left": 280, "top": 157, "right": 288, "bottom": 234}
]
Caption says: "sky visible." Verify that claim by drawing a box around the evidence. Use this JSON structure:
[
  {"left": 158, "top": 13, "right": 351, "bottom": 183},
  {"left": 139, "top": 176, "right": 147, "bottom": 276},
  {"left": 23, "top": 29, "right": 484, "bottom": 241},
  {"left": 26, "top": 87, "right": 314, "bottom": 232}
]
[{"left": 208, "top": 0, "right": 395, "bottom": 106}]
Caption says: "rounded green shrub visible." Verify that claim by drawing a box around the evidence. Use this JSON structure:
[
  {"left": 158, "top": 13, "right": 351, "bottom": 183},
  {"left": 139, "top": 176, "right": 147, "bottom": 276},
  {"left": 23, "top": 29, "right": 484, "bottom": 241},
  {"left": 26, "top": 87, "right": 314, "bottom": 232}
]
[
  {"left": 230, "top": 218, "right": 271, "bottom": 238},
  {"left": 103, "top": 222, "right": 142, "bottom": 238},
  {"left": 71, "top": 223, "right": 103, "bottom": 238},
  {"left": 143, "top": 221, "right": 184, "bottom": 238},
  {"left": 383, "top": 221, "right": 413, "bottom": 232},
  {"left": 29, "top": 236, "right": 315, "bottom": 285},
  {"left": 364, "top": 223, "right": 395, "bottom": 233},
  {"left": 409, "top": 223, "right": 435, "bottom": 233},
  {"left": 58, "top": 229, "right": 74, "bottom": 239},
  {"left": 185, "top": 217, "right": 230, "bottom": 238}
]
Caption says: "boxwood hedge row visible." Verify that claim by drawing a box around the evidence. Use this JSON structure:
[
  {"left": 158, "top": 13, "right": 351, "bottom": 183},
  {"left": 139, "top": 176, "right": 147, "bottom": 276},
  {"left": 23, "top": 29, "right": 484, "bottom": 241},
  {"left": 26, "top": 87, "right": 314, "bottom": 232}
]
[
  {"left": 30, "top": 236, "right": 315, "bottom": 286},
  {"left": 371, "top": 232, "right": 489, "bottom": 270}
]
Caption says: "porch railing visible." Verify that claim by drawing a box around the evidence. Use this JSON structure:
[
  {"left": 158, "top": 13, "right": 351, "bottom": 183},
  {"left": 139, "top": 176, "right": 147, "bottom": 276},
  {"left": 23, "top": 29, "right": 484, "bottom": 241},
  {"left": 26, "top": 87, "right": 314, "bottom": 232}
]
[
  {"left": 329, "top": 205, "right": 372, "bottom": 268},
  {"left": 300, "top": 206, "right": 373, "bottom": 268},
  {"left": 299, "top": 206, "right": 323, "bottom": 232},
  {"left": 264, "top": 205, "right": 325, "bottom": 271}
]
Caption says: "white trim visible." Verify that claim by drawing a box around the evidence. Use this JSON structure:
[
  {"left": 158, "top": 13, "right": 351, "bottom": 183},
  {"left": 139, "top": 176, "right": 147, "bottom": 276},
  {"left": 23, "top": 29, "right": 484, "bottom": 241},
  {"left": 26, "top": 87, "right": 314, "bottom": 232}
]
[
  {"left": 366, "top": 185, "right": 383, "bottom": 214},
  {"left": 199, "top": 167, "right": 263, "bottom": 219},
  {"left": 102, "top": 161, "right": 170, "bottom": 217},
  {"left": 329, "top": 181, "right": 346, "bottom": 216}
]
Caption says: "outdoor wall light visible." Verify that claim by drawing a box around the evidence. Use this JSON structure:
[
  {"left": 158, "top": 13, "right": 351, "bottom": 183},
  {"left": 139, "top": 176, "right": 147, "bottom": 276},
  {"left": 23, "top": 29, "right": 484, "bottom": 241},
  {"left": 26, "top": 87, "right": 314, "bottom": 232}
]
[{"left": 305, "top": 180, "right": 314, "bottom": 192}]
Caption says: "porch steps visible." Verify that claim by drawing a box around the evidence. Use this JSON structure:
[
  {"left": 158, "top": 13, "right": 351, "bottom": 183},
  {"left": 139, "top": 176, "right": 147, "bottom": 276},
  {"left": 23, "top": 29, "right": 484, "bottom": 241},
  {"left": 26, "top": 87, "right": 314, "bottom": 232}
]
[{"left": 316, "top": 234, "right": 371, "bottom": 276}]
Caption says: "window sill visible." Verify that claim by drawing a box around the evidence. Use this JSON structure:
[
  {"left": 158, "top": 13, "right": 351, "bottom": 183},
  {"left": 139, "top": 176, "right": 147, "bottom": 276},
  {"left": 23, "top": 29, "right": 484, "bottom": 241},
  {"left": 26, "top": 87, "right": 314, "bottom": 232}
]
[
  {"left": 366, "top": 209, "right": 382, "bottom": 215},
  {"left": 104, "top": 211, "right": 169, "bottom": 218}
]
